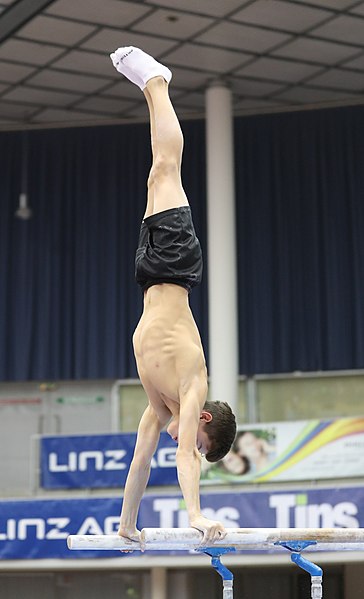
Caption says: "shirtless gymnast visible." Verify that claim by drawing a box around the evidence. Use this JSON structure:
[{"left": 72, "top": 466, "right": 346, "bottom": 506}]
[{"left": 110, "top": 46, "right": 236, "bottom": 544}]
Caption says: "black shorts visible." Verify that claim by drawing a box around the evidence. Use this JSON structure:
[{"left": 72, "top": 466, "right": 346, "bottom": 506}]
[{"left": 135, "top": 206, "right": 203, "bottom": 293}]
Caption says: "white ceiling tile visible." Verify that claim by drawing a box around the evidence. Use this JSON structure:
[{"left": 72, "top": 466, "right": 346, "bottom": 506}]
[
  {"left": 165, "top": 44, "right": 251, "bottom": 74},
  {"left": 171, "top": 91, "right": 204, "bottom": 108},
  {"left": 306, "top": 0, "right": 357, "bottom": 7},
  {"left": 234, "top": 97, "right": 286, "bottom": 112},
  {"left": 46, "top": 0, "right": 150, "bottom": 27},
  {"left": 18, "top": 15, "right": 96, "bottom": 45},
  {"left": 167, "top": 66, "right": 210, "bottom": 89},
  {"left": 233, "top": 0, "right": 331, "bottom": 32},
  {"left": 236, "top": 57, "right": 322, "bottom": 82},
  {"left": 52, "top": 50, "right": 116, "bottom": 77},
  {"left": 230, "top": 77, "right": 286, "bottom": 96},
  {"left": 342, "top": 53, "right": 364, "bottom": 70},
  {"left": 350, "top": 1, "right": 364, "bottom": 15},
  {"left": 148, "top": 0, "right": 249, "bottom": 18},
  {"left": 101, "top": 80, "right": 144, "bottom": 100},
  {"left": 0, "top": 39, "right": 64, "bottom": 65},
  {"left": 0, "top": 100, "right": 38, "bottom": 119},
  {"left": 1, "top": 86, "right": 82, "bottom": 106},
  {"left": 306, "top": 68, "right": 364, "bottom": 90},
  {"left": 196, "top": 21, "right": 291, "bottom": 53},
  {"left": 275, "top": 86, "right": 358, "bottom": 104},
  {"left": 132, "top": 8, "right": 214, "bottom": 39},
  {"left": 273, "top": 37, "right": 360, "bottom": 64},
  {"left": 27, "top": 69, "right": 110, "bottom": 93},
  {"left": 312, "top": 15, "right": 364, "bottom": 45},
  {"left": 82, "top": 28, "right": 177, "bottom": 56},
  {"left": 33, "top": 108, "right": 103, "bottom": 123},
  {"left": 0, "top": 61, "right": 36, "bottom": 82},
  {"left": 75, "top": 96, "right": 133, "bottom": 114}
]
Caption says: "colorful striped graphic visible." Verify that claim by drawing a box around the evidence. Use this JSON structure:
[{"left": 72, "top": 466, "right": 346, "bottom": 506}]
[{"left": 254, "top": 417, "right": 364, "bottom": 482}]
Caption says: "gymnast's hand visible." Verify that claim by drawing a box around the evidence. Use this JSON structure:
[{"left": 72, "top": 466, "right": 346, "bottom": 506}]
[
  {"left": 190, "top": 515, "right": 226, "bottom": 546},
  {"left": 117, "top": 525, "right": 142, "bottom": 552}
]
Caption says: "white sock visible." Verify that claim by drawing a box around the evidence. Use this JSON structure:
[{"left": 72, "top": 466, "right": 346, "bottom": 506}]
[
  {"left": 110, "top": 49, "right": 144, "bottom": 90},
  {"left": 110, "top": 46, "right": 172, "bottom": 90}
]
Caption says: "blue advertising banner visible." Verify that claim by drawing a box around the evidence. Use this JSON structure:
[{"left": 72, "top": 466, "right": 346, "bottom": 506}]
[
  {"left": 0, "top": 486, "right": 363, "bottom": 560},
  {"left": 41, "top": 432, "right": 178, "bottom": 489}
]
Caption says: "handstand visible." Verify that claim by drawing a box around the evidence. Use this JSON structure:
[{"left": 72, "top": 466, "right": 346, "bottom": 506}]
[{"left": 110, "top": 46, "right": 236, "bottom": 544}]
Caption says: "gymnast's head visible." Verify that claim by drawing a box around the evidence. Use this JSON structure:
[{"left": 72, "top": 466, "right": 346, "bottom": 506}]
[{"left": 201, "top": 400, "right": 237, "bottom": 463}]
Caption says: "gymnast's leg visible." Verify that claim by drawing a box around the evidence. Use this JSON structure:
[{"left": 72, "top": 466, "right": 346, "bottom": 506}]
[{"left": 110, "top": 47, "right": 189, "bottom": 217}]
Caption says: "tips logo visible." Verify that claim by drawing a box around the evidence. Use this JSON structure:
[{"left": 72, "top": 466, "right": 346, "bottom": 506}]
[{"left": 269, "top": 493, "right": 359, "bottom": 528}]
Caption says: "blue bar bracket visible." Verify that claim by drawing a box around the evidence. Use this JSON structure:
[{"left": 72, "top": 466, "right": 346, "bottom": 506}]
[
  {"left": 275, "top": 540, "right": 323, "bottom": 599},
  {"left": 275, "top": 540, "right": 323, "bottom": 576},
  {"left": 196, "top": 546, "right": 236, "bottom": 581}
]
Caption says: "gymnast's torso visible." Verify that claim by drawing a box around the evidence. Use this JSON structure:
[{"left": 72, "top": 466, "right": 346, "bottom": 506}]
[{"left": 132, "top": 283, "right": 207, "bottom": 415}]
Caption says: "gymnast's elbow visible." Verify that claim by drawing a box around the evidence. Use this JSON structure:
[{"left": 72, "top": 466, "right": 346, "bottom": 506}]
[{"left": 176, "top": 446, "right": 201, "bottom": 469}]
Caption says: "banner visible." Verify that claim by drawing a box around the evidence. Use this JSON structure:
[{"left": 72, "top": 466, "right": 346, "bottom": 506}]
[
  {"left": 41, "top": 432, "right": 178, "bottom": 489},
  {"left": 0, "top": 486, "right": 363, "bottom": 559},
  {"left": 40, "top": 417, "right": 364, "bottom": 489},
  {"left": 201, "top": 417, "right": 364, "bottom": 484}
]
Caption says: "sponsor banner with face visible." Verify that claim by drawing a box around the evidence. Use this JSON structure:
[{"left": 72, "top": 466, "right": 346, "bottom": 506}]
[
  {"left": 40, "top": 432, "right": 178, "bottom": 489},
  {"left": 201, "top": 417, "right": 364, "bottom": 484},
  {"left": 0, "top": 486, "right": 363, "bottom": 559},
  {"left": 40, "top": 417, "right": 364, "bottom": 489}
]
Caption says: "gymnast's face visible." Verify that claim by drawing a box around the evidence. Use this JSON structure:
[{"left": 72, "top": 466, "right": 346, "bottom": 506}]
[{"left": 167, "top": 411, "right": 212, "bottom": 456}]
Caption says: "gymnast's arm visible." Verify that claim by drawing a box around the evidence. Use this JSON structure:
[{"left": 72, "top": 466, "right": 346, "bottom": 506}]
[
  {"left": 118, "top": 403, "right": 169, "bottom": 540},
  {"left": 176, "top": 384, "right": 226, "bottom": 544}
]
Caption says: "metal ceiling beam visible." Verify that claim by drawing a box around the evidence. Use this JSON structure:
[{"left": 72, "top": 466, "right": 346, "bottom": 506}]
[{"left": 0, "top": 0, "right": 56, "bottom": 44}]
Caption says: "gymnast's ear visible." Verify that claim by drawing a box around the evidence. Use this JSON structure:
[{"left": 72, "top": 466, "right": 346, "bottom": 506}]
[{"left": 200, "top": 411, "right": 213, "bottom": 423}]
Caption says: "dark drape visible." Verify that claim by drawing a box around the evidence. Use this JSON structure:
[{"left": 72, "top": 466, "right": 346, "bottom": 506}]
[
  {"left": 235, "top": 105, "right": 364, "bottom": 374},
  {"left": 1, "top": 105, "right": 363, "bottom": 381},
  {"left": 0, "top": 121, "right": 207, "bottom": 380}
]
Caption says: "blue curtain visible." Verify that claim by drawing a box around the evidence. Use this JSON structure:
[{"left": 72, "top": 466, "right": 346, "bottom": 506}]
[
  {"left": 235, "top": 105, "right": 364, "bottom": 374},
  {"left": 1, "top": 105, "right": 363, "bottom": 380},
  {"left": 0, "top": 121, "right": 207, "bottom": 380}
]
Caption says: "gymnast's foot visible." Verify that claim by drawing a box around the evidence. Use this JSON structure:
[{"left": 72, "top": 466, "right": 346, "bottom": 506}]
[{"left": 110, "top": 46, "right": 172, "bottom": 90}]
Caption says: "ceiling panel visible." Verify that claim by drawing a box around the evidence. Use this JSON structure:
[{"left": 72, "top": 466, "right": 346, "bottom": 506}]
[
  {"left": 1, "top": 85, "right": 82, "bottom": 105},
  {"left": 82, "top": 28, "right": 177, "bottom": 56},
  {"left": 236, "top": 57, "right": 323, "bottom": 82},
  {"left": 350, "top": 2, "right": 364, "bottom": 16},
  {"left": 33, "top": 107, "right": 101, "bottom": 122},
  {"left": 311, "top": 15, "right": 364, "bottom": 45},
  {"left": 230, "top": 77, "right": 286, "bottom": 97},
  {"left": 307, "top": 0, "right": 358, "bottom": 7},
  {"left": 132, "top": 8, "right": 214, "bottom": 39},
  {"left": 0, "top": 100, "right": 38, "bottom": 119},
  {"left": 0, "top": 39, "right": 64, "bottom": 64},
  {"left": 234, "top": 97, "right": 285, "bottom": 111},
  {"left": 100, "top": 79, "right": 146, "bottom": 100},
  {"left": 342, "top": 53, "right": 364, "bottom": 70},
  {"left": 233, "top": 0, "right": 331, "bottom": 32},
  {"left": 74, "top": 95, "right": 134, "bottom": 114},
  {"left": 272, "top": 37, "right": 360, "bottom": 65},
  {"left": 305, "top": 68, "right": 364, "bottom": 91},
  {"left": 275, "top": 86, "right": 360, "bottom": 104},
  {"left": 165, "top": 44, "right": 251, "bottom": 74},
  {"left": 51, "top": 50, "right": 117, "bottom": 77},
  {"left": 0, "top": 0, "right": 363, "bottom": 128},
  {"left": 46, "top": 0, "right": 151, "bottom": 27},
  {"left": 17, "top": 15, "right": 96, "bottom": 45},
  {"left": 0, "top": 61, "right": 36, "bottom": 82},
  {"left": 26, "top": 69, "right": 111, "bottom": 93},
  {"left": 195, "top": 21, "right": 291, "bottom": 53},
  {"left": 149, "top": 0, "right": 249, "bottom": 18}
]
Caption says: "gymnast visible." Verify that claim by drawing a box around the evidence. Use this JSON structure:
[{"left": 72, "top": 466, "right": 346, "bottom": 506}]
[{"left": 110, "top": 46, "right": 236, "bottom": 545}]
